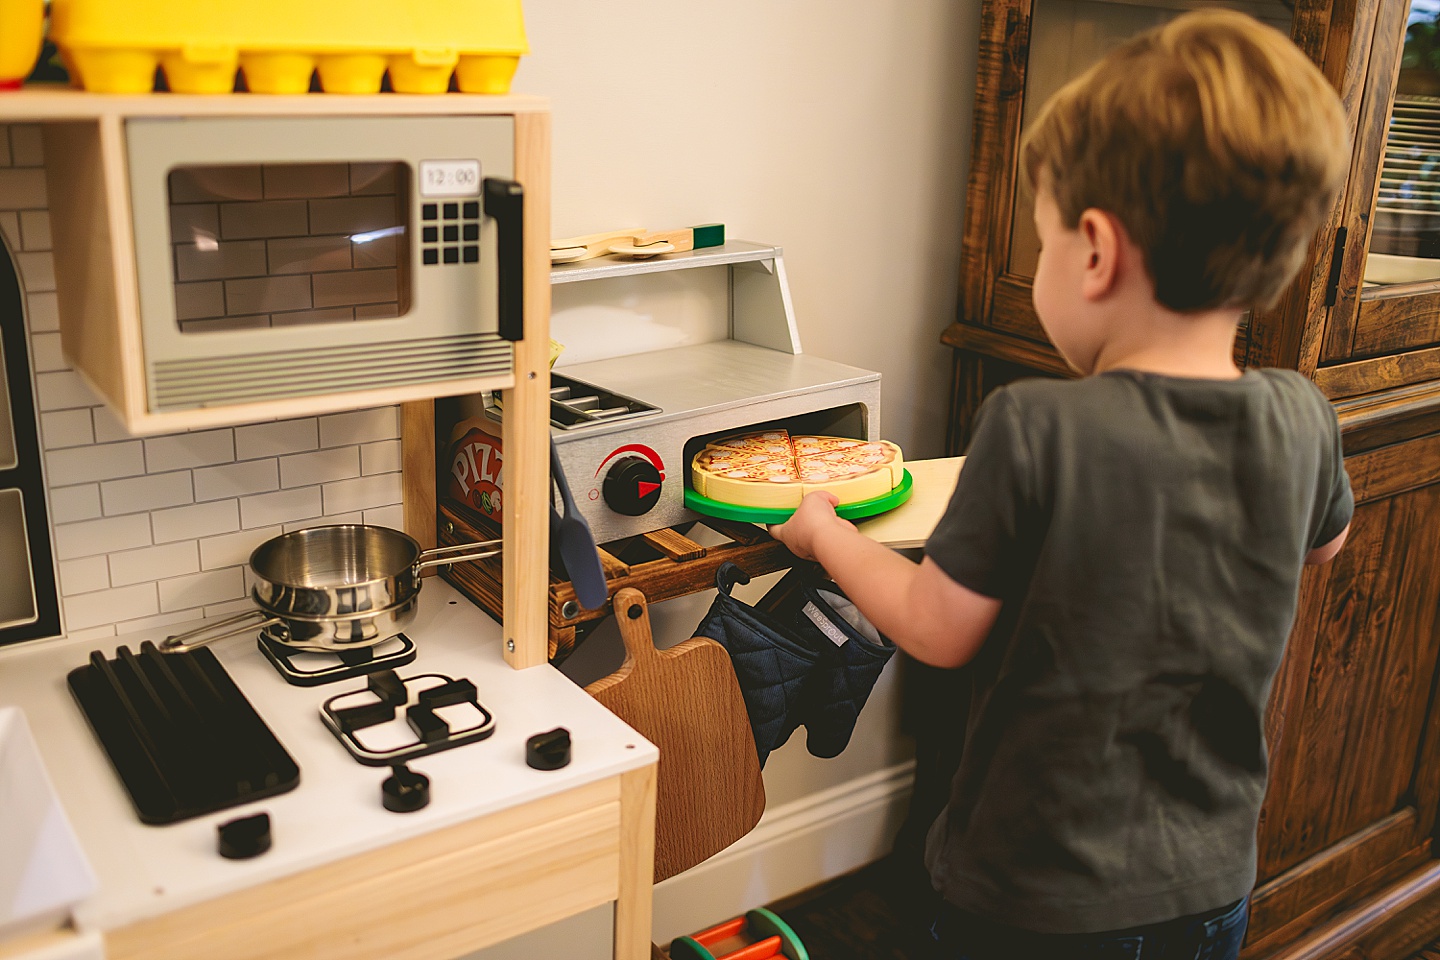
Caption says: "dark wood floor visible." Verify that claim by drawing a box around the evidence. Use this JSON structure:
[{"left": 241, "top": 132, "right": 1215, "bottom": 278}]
[{"left": 760, "top": 859, "right": 1440, "bottom": 960}]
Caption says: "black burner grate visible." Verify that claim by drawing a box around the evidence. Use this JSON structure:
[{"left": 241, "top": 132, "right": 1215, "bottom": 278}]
[{"left": 68, "top": 641, "right": 300, "bottom": 825}]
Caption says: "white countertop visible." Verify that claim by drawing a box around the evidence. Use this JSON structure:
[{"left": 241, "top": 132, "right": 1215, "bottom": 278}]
[{"left": 0, "top": 580, "right": 657, "bottom": 934}]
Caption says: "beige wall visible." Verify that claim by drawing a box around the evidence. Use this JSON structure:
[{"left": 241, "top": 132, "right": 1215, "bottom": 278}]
[{"left": 480, "top": 2, "right": 982, "bottom": 954}]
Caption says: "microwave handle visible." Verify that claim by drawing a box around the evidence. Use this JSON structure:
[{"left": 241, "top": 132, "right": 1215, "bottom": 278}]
[{"left": 484, "top": 178, "right": 524, "bottom": 342}]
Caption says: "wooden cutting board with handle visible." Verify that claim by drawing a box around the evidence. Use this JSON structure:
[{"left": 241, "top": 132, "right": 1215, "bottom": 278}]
[{"left": 586, "top": 587, "right": 765, "bottom": 883}]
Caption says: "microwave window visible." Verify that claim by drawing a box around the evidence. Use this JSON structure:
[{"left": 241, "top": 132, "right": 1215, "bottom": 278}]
[{"left": 166, "top": 162, "right": 412, "bottom": 333}]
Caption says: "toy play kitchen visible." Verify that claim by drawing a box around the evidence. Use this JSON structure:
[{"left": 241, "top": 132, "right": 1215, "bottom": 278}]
[
  {"left": 0, "top": 4, "right": 673, "bottom": 952},
  {"left": 441, "top": 240, "right": 886, "bottom": 545}
]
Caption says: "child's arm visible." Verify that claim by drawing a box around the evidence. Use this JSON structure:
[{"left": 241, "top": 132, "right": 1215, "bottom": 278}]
[
  {"left": 770, "top": 492, "right": 1002, "bottom": 668},
  {"left": 1306, "top": 523, "right": 1349, "bottom": 565}
]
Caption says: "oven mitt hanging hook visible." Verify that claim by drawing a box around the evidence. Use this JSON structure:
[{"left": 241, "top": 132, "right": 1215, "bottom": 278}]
[{"left": 695, "top": 562, "right": 820, "bottom": 767}]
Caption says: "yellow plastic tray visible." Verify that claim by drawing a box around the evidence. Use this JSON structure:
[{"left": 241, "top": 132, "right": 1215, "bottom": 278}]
[{"left": 49, "top": 0, "right": 527, "bottom": 94}]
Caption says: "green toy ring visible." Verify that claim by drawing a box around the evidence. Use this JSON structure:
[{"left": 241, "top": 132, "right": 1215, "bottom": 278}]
[{"left": 684, "top": 469, "right": 913, "bottom": 524}]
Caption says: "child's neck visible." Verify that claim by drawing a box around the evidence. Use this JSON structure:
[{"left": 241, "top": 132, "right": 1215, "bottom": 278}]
[{"left": 1090, "top": 302, "right": 1245, "bottom": 380}]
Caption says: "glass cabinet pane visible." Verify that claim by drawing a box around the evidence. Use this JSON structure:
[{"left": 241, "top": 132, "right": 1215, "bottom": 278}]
[
  {"left": 1008, "top": 0, "right": 1296, "bottom": 278},
  {"left": 1366, "top": 1, "right": 1440, "bottom": 287},
  {"left": 166, "top": 162, "right": 412, "bottom": 333}
]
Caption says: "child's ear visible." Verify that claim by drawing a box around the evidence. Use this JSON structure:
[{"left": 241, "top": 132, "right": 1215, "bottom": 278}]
[{"left": 1078, "top": 209, "right": 1122, "bottom": 301}]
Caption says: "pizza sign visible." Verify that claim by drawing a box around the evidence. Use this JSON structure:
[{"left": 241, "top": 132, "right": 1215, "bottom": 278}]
[{"left": 448, "top": 427, "right": 503, "bottom": 522}]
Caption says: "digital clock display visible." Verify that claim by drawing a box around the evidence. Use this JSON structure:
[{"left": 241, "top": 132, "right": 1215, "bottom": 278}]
[{"left": 419, "top": 159, "right": 482, "bottom": 198}]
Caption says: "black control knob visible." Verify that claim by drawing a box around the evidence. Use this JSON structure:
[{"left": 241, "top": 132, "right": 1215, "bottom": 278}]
[
  {"left": 217, "top": 812, "right": 272, "bottom": 859},
  {"left": 382, "top": 763, "right": 430, "bottom": 813},
  {"left": 602, "top": 457, "right": 663, "bottom": 516}
]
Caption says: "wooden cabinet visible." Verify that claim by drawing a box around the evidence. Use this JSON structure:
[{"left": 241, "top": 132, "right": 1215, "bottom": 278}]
[{"left": 942, "top": 2, "right": 1440, "bottom": 957}]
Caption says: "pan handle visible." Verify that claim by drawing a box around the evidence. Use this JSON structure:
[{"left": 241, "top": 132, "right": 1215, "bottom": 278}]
[
  {"left": 415, "top": 537, "right": 504, "bottom": 572},
  {"left": 159, "top": 610, "right": 282, "bottom": 654}
]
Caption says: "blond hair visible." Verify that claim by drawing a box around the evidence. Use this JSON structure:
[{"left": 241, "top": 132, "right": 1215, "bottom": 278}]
[{"left": 1021, "top": 9, "right": 1348, "bottom": 312}]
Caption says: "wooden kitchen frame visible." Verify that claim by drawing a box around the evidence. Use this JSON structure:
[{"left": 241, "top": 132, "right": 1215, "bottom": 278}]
[{"left": 1, "top": 90, "right": 652, "bottom": 960}]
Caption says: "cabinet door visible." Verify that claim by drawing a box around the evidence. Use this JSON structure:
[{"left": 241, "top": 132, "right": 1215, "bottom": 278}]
[
  {"left": 1245, "top": 432, "right": 1440, "bottom": 955},
  {"left": 955, "top": 0, "right": 1363, "bottom": 364},
  {"left": 1316, "top": 2, "right": 1440, "bottom": 398}
]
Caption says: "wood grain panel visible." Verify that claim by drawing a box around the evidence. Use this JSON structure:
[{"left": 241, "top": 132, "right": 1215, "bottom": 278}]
[
  {"left": 1315, "top": 346, "right": 1440, "bottom": 400},
  {"left": 1252, "top": 861, "right": 1440, "bottom": 960},
  {"left": 1248, "top": 812, "right": 1426, "bottom": 953},
  {"left": 107, "top": 779, "right": 622, "bottom": 960},
  {"left": 1352, "top": 291, "right": 1440, "bottom": 358}
]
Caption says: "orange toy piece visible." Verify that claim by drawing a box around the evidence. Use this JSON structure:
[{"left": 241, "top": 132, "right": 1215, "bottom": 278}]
[{"left": 49, "top": 0, "right": 527, "bottom": 94}]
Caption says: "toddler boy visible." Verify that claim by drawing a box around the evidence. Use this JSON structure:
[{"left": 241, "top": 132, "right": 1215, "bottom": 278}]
[{"left": 770, "top": 10, "right": 1354, "bottom": 958}]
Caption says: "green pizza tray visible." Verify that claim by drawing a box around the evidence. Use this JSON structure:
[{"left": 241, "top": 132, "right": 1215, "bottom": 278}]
[{"left": 684, "top": 469, "right": 913, "bottom": 524}]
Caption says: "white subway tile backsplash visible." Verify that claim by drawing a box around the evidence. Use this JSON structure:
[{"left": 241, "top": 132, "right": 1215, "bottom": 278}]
[
  {"left": 199, "top": 525, "right": 283, "bottom": 570},
  {"left": 65, "top": 584, "right": 159, "bottom": 631},
  {"left": 360, "top": 439, "right": 402, "bottom": 476},
  {"left": 158, "top": 567, "right": 245, "bottom": 613},
  {"left": 41, "top": 409, "right": 94, "bottom": 449},
  {"left": 66, "top": 624, "right": 119, "bottom": 642},
  {"left": 241, "top": 486, "right": 323, "bottom": 529},
  {"left": 144, "top": 429, "right": 236, "bottom": 472},
  {"left": 8, "top": 126, "right": 42, "bottom": 167},
  {"left": 54, "top": 513, "right": 153, "bottom": 561},
  {"left": 8, "top": 182, "right": 421, "bottom": 642},
  {"left": 363, "top": 504, "right": 405, "bottom": 530},
  {"left": 46, "top": 441, "right": 146, "bottom": 485},
  {"left": 24, "top": 290, "right": 58, "bottom": 333},
  {"left": 102, "top": 470, "right": 194, "bottom": 516},
  {"left": 203, "top": 598, "right": 255, "bottom": 618},
  {"left": 58, "top": 556, "right": 111, "bottom": 596},
  {"left": 319, "top": 407, "right": 399, "bottom": 448},
  {"left": 285, "top": 511, "right": 361, "bottom": 533},
  {"left": 280, "top": 446, "right": 359, "bottom": 488},
  {"left": 235, "top": 418, "right": 318, "bottom": 460},
  {"left": 36, "top": 371, "right": 98, "bottom": 411},
  {"left": 18, "top": 210, "right": 50, "bottom": 251},
  {"left": 110, "top": 608, "right": 200, "bottom": 637},
  {"left": 0, "top": 212, "right": 17, "bottom": 250},
  {"left": 109, "top": 541, "right": 201, "bottom": 587},
  {"left": 322, "top": 473, "right": 402, "bottom": 516},
  {"left": 14, "top": 250, "right": 54, "bottom": 292},
  {"left": 194, "top": 458, "right": 279, "bottom": 501},
  {"left": 30, "top": 331, "right": 66, "bottom": 372},
  {"left": 91, "top": 405, "right": 133, "bottom": 444},
  {"left": 0, "top": 169, "right": 46, "bottom": 209},
  {"left": 151, "top": 499, "right": 240, "bottom": 544},
  {"left": 48, "top": 484, "right": 102, "bottom": 524}
]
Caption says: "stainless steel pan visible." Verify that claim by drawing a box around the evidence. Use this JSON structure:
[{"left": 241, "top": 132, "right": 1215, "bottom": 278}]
[{"left": 159, "top": 524, "right": 500, "bottom": 654}]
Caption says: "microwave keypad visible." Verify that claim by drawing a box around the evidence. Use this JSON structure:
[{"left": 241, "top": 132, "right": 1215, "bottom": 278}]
[{"left": 421, "top": 202, "right": 482, "bottom": 267}]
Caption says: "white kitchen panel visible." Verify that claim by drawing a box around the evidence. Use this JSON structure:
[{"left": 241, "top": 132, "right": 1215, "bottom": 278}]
[
  {"left": 360, "top": 438, "right": 402, "bottom": 476},
  {"left": 28, "top": 332, "right": 63, "bottom": 373},
  {"left": 320, "top": 472, "right": 403, "bottom": 516},
  {"left": 23, "top": 291, "right": 57, "bottom": 335},
  {"left": 47, "top": 486, "right": 101, "bottom": 525},
  {"left": 56, "top": 557, "right": 110, "bottom": 597},
  {"left": 7, "top": 126, "right": 41, "bottom": 168},
  {"left": 197, "top": 525, "right": 283, "bottom": 571},
  {"left": 18, "top": 211, "right": 50, "bottom": 252},
  {"left": 13, "top": 252, "right": 53, "bottom": 293},
  {"left": 34, "top": 372, "right": 96, "bottom": 413},
  {"left": 156, "top": 567, "right": 245, "bottom": 613},
  {"left": 44, "top": 442, "right": 145, "bottom": 486},
  {"left": 62, "top": 584, "right": 158, "bottom": 632},
  {"left": 0, "top": 169, "right": 45, "bottom": 210}
]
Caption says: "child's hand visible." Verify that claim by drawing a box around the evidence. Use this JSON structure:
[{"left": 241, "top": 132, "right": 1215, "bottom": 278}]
[{"left": 768, "top": 491, "right": 856, "bottom": 561}]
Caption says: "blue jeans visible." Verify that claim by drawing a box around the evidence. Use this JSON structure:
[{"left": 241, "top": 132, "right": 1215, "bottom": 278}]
[{"left": 930, "top": 896, "right": 1249, "bottom": 960}]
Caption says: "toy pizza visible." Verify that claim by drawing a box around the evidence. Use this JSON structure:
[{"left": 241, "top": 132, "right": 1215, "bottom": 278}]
[{"left": 691, "top": 430, "right": 905, "bottom": 510}]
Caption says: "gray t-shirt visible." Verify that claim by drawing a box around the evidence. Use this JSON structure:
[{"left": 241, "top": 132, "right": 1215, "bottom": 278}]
[{"left": 923, "top": 368, "right": 1352, "bottom": 934}]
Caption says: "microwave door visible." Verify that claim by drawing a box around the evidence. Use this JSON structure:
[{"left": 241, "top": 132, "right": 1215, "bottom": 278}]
[{"left": 125, "top": 115, "right": 515, "bottom": 411}]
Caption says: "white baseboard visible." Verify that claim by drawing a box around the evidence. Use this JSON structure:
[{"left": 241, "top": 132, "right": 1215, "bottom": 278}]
[{"left": 650, "top": 760, "right": 917, "bottom": 944}]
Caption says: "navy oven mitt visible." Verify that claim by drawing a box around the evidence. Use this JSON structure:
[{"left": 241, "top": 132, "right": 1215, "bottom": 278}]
[
  {"left": 697, "top": 561, "right": 896, "bottom": 767},
  {"left": 696, "top": 562, "right": 820, "bottom": 767},
  {"left": 759, "top": 567, "right": 897, "bottom": 759}
]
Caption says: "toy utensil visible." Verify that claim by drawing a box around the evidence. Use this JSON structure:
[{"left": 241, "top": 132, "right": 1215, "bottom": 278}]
[
  {"left": 609, "top": 222, "right": 726, "bottom": 259},
  {"left": 550, "top": 228, "right": 646, "bottom": 264},
  {"left": 549, "top": 437, "right": 609, "bottom": 610}
]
